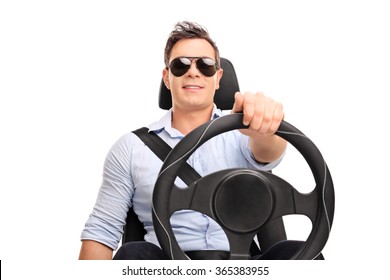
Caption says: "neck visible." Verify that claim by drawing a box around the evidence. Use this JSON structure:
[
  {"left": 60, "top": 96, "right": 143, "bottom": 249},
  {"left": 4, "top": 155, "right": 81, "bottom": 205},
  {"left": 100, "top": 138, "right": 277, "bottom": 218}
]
[{"left": 171, "top": 105, "right": 213, "bottom": 135}]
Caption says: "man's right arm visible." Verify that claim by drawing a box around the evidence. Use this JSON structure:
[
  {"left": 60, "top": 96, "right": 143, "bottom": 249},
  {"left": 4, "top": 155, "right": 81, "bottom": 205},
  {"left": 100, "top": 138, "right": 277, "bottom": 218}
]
[{"left": 78, "top": 240, "right": 113, "bottom": 260}]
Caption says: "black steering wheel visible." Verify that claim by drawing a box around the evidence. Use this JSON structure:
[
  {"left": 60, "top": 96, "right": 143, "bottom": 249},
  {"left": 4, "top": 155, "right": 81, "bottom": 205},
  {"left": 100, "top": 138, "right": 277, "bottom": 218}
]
[{"left": 152, "top": 113, "right": 335, "bottom": 260}]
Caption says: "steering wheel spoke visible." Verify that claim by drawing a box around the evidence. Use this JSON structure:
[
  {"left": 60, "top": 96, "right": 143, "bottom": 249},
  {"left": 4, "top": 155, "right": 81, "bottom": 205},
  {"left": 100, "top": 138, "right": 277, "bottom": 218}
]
[
  {"left": 264, "top": 173, "right": 319, "bottom": 222},
  {"left": 225, "top": 231, "right": 256, "bottom": 260},
  {"left": 168, "top": 173, "right": 223, "bottom": 219}
]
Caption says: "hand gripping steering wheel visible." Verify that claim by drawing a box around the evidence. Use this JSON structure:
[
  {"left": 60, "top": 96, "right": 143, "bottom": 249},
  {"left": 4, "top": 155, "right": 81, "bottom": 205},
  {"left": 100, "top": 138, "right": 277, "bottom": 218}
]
[{"left": 152, "top": 113, "right": 335, "bottom": 260}]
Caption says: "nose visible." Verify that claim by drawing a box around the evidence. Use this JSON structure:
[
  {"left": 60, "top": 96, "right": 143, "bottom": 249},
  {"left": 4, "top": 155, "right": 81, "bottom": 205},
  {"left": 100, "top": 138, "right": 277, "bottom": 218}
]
[{"left": 185, "top": 59, "right": 200, "bottom": 77}]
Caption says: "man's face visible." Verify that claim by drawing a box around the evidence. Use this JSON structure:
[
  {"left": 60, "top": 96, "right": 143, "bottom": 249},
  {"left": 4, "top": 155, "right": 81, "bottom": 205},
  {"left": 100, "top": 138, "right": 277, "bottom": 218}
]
[{"left": 163, "top": 38, "right": 223, "bottom": 112}]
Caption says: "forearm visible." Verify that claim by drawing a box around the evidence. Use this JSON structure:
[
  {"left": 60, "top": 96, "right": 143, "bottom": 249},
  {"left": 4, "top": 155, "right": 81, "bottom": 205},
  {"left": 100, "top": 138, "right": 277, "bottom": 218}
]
[
  {"left": 249, "top": 134, "right": 287, "bottom": 163},
  {"left": 79, "top": 240, "right": 113, "bottom": 260}
]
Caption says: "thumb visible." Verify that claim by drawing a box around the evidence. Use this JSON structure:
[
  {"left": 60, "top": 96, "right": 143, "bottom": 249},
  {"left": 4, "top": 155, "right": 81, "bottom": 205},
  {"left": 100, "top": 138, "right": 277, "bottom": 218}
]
[{"left": 231, "top": 92, "right": 243, "bottom": 113}]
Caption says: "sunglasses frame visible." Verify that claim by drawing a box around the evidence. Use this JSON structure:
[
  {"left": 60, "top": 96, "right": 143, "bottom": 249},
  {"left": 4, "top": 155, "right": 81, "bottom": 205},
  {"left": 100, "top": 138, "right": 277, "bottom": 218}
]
[{"left": 168, "top": 56, "right": 219, "bottom": 77}]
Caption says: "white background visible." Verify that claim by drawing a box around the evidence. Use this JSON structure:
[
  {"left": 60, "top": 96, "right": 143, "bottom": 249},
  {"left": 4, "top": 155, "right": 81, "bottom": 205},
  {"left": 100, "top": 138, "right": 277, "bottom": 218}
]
[{"left": 1, "top": 0, "right": 389, "bottom": 279}]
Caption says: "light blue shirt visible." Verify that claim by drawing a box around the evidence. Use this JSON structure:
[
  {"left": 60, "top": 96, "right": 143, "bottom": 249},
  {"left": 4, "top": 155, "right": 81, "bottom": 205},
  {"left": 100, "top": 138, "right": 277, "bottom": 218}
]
[{"left": 81, "top": 105, "right": 283, "bottom": 251}]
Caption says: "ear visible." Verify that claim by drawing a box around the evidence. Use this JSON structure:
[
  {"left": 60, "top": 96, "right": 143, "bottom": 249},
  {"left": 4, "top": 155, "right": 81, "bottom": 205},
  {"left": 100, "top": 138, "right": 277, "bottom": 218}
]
[
  {"left": 162, "top": 68, "right": 170, "bottom": 90},
  {"left": 215, "top": 68, "right": 223, "bottom": 90}
]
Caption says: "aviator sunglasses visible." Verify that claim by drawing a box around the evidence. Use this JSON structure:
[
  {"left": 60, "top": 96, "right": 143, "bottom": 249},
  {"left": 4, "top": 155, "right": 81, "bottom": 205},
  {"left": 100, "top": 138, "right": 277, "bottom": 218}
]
[{"left": 168, "top": 57, "right": 219, "bottom": 77}]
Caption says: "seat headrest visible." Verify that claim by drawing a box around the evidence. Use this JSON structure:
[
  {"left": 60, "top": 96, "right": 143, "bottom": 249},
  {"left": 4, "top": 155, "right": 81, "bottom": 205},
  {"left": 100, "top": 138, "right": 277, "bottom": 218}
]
[{"left": 158, "top": 57, "right": 240, "bottom": 110}]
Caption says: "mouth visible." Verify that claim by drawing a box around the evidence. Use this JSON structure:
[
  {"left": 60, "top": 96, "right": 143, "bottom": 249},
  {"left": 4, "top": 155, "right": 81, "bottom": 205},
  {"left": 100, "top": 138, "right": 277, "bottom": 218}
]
[{"left": 183, "top": 85, "right": 203, "bottom": 90}]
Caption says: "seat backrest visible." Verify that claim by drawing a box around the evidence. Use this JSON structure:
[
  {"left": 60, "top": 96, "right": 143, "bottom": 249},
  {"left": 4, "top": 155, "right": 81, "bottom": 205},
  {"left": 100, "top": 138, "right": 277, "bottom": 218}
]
[
  {"left": 158, "top": 57, "right": 239, "bottom": 110},
  {"left": 122, "top": 57, "right": 288, "bottom": 253},
  {"left": 123, "top": 207, "right": 146, "bottom": 243}
]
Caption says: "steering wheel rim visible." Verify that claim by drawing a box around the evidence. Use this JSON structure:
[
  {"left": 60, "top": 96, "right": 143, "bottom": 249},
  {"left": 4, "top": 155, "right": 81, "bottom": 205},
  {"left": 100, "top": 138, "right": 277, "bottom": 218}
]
[{"left": 152, "top": 113, "right": 335, "bottom": 260}]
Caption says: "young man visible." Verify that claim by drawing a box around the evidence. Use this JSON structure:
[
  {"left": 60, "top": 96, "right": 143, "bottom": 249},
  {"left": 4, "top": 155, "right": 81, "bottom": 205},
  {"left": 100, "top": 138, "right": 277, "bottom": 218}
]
[{"left": 79, "top": 21, "right": 287, "bottom": 260}]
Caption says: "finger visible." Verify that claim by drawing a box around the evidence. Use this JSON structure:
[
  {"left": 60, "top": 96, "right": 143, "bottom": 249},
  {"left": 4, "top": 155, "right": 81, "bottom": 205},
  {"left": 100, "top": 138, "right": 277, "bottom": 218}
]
[
  {"left": 268, "top": 103, "right": 284, "bottom": 135},
  {"left": 248, "top": 94, "right": 264, "bottom": 131},
  {"left": 258, "top": 99, "right": 273, "bottom": 134},
  {"left": 242, "top": 92, "right": 255, "bottom": 126},
  {"left": 231, "top": 92, "right": 243, "bottom": 113}
]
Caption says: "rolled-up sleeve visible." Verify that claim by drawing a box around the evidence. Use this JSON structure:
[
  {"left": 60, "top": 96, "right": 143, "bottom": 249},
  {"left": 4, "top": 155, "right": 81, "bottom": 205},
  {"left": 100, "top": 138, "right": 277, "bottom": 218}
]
[{"left": 80, "top": 133, "right": 134, "bottom": 250}]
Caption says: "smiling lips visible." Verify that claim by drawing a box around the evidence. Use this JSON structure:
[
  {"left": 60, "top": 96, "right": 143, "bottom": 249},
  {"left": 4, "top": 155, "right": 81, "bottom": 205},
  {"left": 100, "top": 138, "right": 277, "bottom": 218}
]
[{"left": 183, "top": 85, "right": 203, "bottom": 90}]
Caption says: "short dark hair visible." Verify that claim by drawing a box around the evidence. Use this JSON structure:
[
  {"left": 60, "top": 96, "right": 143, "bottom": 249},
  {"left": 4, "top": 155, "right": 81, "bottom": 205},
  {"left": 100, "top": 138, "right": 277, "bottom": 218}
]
[{"left": 164, "top": 21, "right": 220, "bottom": 67}]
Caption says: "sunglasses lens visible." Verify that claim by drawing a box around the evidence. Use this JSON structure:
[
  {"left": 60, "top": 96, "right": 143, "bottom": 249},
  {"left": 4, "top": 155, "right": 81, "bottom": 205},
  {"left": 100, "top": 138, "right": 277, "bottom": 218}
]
[
  {"left": 170, "top": 57, "right": 191, "bottom": 77},
  {"left": 197, "top": 58, "right": 217, "bottom": 77}
]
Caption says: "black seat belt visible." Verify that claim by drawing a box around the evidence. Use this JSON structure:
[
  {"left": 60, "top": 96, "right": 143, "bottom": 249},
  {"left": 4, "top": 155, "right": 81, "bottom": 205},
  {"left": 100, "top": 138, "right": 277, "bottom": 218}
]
[{"left": 133, "top": 127, "right": 201, "bottom": 185}]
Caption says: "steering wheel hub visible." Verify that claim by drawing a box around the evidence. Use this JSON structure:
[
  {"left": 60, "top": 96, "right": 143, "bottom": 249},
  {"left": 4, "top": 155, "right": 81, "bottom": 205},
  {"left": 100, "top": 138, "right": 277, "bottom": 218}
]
[{"left": 214, "top": 171, "right": 273, "bottom": 233}]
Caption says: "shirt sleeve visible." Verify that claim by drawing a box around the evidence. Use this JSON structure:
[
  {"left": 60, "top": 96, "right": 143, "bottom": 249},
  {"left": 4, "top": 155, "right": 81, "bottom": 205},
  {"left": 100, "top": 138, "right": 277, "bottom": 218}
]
[{"left": 80, "top": 133, "right": 134, "bottom": 250}]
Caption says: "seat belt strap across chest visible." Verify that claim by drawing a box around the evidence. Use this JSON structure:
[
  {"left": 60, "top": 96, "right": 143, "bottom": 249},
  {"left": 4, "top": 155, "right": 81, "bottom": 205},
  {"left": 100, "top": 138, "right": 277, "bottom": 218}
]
[{"left": 132, "top": 127, "right": 201, "bottom": 186}]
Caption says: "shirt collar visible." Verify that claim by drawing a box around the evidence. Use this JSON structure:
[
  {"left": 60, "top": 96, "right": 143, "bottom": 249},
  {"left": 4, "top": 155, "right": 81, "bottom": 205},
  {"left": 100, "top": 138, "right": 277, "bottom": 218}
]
[{"left": 148, "top": 104, "right": 223, "bottom": 138}]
